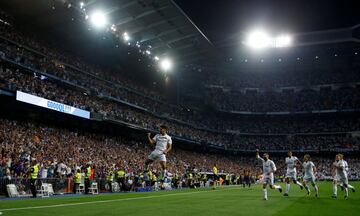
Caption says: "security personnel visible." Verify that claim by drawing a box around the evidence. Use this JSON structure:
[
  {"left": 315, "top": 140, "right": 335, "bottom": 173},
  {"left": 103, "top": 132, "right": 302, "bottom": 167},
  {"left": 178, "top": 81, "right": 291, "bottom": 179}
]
[
  {"left": 84, "top": 165, "right": 91, "bottom": 194},
  {"left": 151, "top": 172, "right": 157, "bottom": 188},
  {"left": 117, "top": 168, "right": 125, "bottom": 191},
  {"left": 73, "top": 169, "right": 81, "bottom": 194},
  {"left": 29, "top": 160, "right": 39, "bottom": 198},
  {"left": 188, "top": 173, "right": 193, "bottom": 188},
  {"left": 202, "top": 173, "right": 208, "bottom": 187},
  {"left": 236, "top": 174, "right": 240, "bottom": 185},
  {"left": 107, "top": 169, "right": 114, "bottom": 192},
  {"left": 226, "top": 174, "right": 231, "bottom": 185},
  {"left": 173, "top": 172, "right": 179, "bottom": 188},
  {"left": 213, "top": 164, "right": 218, "bottom": 190}
]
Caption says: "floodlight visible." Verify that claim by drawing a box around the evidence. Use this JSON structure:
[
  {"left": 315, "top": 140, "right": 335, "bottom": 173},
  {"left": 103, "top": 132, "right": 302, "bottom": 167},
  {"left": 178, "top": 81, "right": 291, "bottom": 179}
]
[
  {"left": 244, "top": 30, "right": 271, "bottom": 49},
  {"left": 110, "top": 24, "right": 116, "bottom": 32},
  {"left": 90, "top": 11, "right": 107, "bottom": 28},
  {"left": 274, "top": 35, "right": 292, "bottom": 47},
  {"left": 160, "top": 58, "right": 172, "bottom": 71},
  {"left": 123, "top": 32, "right": 130, "bottom": 41}
]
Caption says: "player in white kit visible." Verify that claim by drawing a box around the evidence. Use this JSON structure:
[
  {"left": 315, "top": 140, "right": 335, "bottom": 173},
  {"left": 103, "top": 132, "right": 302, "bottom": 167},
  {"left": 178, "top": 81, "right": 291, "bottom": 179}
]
[
  {"left": 339, "top": 155, "right": 356, "bottom": 193},
  {"left": 256, "top": 149, "right": 282, "bottom": 200},
  {"left": 332, "top": 154, "right": 349, "bottom": 199},
  {"left": 302, "top": 154, "right": 319, "bottom": 197},
  {"left": 144, "top": 125, "right": 172, "bottom": 185},
  {"left": 284, "top": 151, "right": 303, "bottom": 196}
]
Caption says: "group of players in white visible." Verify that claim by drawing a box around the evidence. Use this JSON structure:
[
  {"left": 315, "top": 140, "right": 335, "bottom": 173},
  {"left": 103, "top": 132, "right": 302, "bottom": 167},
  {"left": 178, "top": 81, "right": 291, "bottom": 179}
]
[
  {"left": 256, "top": 149, "right": 356, "bottom": 200},
  {"left": 144, "top": 125, "right": 356, "bottom": 200}
]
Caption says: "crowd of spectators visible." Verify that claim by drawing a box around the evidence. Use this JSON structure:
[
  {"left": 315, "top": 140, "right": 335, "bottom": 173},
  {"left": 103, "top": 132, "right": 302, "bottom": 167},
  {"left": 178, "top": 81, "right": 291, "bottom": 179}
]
[
  {"left": 1, "top": 119, "right": 360, "bottom": 184},
  {"left": 0, "top": 11, "right": 359, "bottom": 157},
  {"left": 206, "top": 87, "right": 360, "bottom": 112},
  {"left": 2, "top": 11, "right": 360, "bottom": 126},
  {"left": 1, "top": 55, "right": 360, "bottom": 151},
  {"left": 0, "top": 118, "right": 247, "bottom": 180},
  {"left": 204, "top": 61, "right": 360, "bottom": 88}
]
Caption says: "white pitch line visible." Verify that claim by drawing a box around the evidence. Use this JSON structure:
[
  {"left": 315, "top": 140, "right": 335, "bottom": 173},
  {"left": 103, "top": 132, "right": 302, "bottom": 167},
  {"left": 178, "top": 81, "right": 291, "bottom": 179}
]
[{"left": 0, "top": 187, "right": 241, "bottom": 212}]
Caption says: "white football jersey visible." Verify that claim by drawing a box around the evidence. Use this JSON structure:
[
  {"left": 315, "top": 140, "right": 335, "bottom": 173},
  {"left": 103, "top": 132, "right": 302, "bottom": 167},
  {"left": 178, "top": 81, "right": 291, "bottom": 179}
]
[
  {"left": 335, "top": 160, "right": 347, "bottom": 177},
  {"left": 343, "top": 160, "right": 349, "bottom": 173},
  {"left": 303, "top": 161, "right": 315, "bottom": 177},
  {"left": 153, "top": 134, "right": 172, "bottom": 151},
  {"left": 285, "top": 156, "right": 299, "bottom": 173},
  {"left": 257, "top": 156, "right": 276, "bottom": 175}
]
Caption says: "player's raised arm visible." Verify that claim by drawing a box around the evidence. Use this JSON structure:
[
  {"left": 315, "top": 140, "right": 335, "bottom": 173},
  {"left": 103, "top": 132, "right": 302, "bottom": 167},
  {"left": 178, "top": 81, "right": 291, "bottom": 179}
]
[
  {"left": 147, "top": 132, "right": 155, "bottom": 145},
  {"left": 256, "top": 149, "right": 264, "bottom": 162}
]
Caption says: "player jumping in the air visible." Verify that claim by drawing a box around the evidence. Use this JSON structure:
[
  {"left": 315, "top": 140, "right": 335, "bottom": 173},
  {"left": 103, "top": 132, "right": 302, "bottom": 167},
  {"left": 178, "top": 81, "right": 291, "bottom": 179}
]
[
  {"left": 284, "top": 151, "right": 303, "bottom": 196},
  {"left": 256, "top": 149, "right": 282, "bottom": 200},
  {"left": 144, "top": 125, "right": 172, "bottom": 187},
  {"left": 302, "top": 154, "right": 319, "bottom": 197},
  {"left": 332, "top": 154, "right": 349, "bottom": 199},
  {"left": 339, "top": 155, "right": 356, "bottom": 193}
]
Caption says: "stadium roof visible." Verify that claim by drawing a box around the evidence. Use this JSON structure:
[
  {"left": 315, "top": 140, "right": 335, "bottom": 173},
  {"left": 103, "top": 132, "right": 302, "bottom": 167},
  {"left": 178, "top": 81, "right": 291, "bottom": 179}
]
[
  {"left": 0, "top": 0, "right": 215, "bottom": 66},
  {"left": 1, "top": 0, "right": 360, "bottom": 72}
]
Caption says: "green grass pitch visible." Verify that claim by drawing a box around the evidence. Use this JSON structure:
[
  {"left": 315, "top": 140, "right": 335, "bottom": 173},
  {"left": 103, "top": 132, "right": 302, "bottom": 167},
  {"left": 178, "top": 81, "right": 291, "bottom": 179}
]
[{"left": 0, "top": 182, "right": 359, "bottom": 216}]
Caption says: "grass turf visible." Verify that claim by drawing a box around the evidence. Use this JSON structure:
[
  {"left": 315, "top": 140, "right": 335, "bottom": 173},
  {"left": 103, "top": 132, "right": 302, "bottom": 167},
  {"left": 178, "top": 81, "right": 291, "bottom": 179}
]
[{"left": 0, "top": 182, "right": 359, "bottom": 216}]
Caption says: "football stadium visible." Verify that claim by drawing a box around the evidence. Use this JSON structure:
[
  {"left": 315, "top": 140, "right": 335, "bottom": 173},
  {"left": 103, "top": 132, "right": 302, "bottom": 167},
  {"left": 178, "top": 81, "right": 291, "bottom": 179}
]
[{"left": 0, "top": 0, "right": 360, "bottom": 215}]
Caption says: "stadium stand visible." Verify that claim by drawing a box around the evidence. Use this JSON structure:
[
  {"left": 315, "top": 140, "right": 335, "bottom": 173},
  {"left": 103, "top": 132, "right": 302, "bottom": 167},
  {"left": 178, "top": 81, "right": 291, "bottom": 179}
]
[{"left": 0, "top": 6, "right": 360, "bottom": 198}]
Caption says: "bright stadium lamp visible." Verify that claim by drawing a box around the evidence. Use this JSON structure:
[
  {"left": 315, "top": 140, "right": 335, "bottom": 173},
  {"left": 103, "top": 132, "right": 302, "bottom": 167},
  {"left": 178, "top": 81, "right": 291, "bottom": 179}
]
[
  {"left": 160, "top": 58, "right": 172, "bottom": 72},
  {"left": 275, "top": 35, "right": 292, "bottom": 48},
  {"left": 110, "top": 24, "right": 116, "bottom": 32},
  {"left": 123, "top": 32, "right": 130, "bottom": 41},
  {"left": 244, "top": 30, "right": 271, "bottom": 49},
  {"left": 90, "top": 11, "right": 107, "bottom": 28}
]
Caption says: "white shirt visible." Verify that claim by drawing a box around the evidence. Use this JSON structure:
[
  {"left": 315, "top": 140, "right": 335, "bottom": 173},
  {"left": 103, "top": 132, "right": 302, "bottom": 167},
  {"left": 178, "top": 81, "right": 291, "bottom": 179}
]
[
  {"left": 334, "top": 160, "right": 347, "bottom": 177},
  {"left": 343, "top": 160, "right": 349, "bottom": 173},
  {"left": 303, "top": 161, "right": 315, "bottom": 177},
  {"left": 257, "top": 156, "right": 276, "bottom": 175},
  {"left": 285, "top": 156, "right": 299, "bottom": 173},
  {"left": 153, "top": 133, "right": 172, "bottom": 152}
]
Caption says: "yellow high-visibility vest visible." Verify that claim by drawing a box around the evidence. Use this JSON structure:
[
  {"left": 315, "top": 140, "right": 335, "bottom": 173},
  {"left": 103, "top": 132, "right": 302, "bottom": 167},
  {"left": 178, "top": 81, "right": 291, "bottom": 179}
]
[
  {"left": 30, "top": 165, "right": 39, "bottom": 179},
  {"left": 117, "top": 170, "right": 125, "bottom": 178},
  {"left": 107, "top": 171, "right": 113, "bottom": 182},
  {"left": 75, "top": 172, "right": 81, "bottom": 184},
  {"left": 213, "top": 167, "right": 218, "bottom": 175},
  {"left": 85, "top": 166, "right": 91, "bottom": 179}
]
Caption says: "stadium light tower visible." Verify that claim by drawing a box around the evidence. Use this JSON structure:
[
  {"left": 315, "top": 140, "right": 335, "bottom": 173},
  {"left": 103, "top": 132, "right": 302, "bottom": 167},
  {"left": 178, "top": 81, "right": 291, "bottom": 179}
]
[
  {"left": 275, "top": 35, "right": 292, "bottom": 48},
  {"left": 90, "top": 11, "right": 107, "bottom": 28},
  {"left": 244, "top": 30, "right": 271, "bottom": 49},
  {"left": 244, "top": 29, "right": 292, "bottom": 49},
  {"left": 123, "top": 32, "right": 130, "bottom": 41},
  {"left": 160, "top": 58, "right": 172, "bottom": 72}
]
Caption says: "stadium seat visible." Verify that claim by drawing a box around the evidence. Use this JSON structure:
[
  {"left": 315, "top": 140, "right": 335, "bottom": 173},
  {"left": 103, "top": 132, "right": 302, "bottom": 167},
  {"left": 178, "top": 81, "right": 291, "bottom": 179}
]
[
  {"left": 89, "top": 182, "right": 98, "bottom": 195},
  {"left": 6, "top": 184, "right": 19, "bottom": 198},
  {"left": 6, "top": 184, "right": 32, "bottom": 198},
  {"left": 77, "top": 183, "right": 85, "bottom": 194},
  {"left": 37, "top": 183, "right": 53, "bottom": 198},
  {"left": 111, "top": 182, "right": 120, "bottom": 192}
]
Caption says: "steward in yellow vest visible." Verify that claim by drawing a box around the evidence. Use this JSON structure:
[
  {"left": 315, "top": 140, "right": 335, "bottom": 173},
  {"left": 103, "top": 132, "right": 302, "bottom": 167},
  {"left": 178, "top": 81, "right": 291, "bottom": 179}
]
[
  {"left": 29, "top": 160, "right": 39, "bottom": 198},
  {"left": 73, "top": 169, "right": 81, "bottom": 194}
]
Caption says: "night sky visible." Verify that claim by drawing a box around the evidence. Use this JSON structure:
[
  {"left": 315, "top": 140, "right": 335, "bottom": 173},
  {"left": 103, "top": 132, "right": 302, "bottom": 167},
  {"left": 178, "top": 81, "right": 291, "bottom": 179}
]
[{"left": 174, "top": 0, "right": 360, "bottom": 43}]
